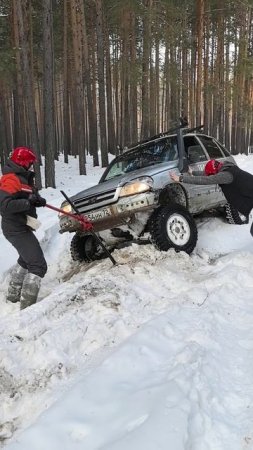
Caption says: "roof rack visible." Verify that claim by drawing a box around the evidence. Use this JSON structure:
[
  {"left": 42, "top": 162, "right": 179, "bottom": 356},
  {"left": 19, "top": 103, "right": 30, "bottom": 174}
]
[
  {"left": 128, "top": 122, "right": 184, "bottom": 150},
  {"left": 124, "top": 121, "right": 204, "bottom": 152},
  {"left": 183, "top": 124, "right": 204, "bottom": 134}
]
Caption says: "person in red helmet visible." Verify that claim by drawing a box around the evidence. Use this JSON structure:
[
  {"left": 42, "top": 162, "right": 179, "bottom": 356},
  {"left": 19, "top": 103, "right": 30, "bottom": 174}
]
[
  {"left": 204, "top": 159, "right": 224, "bottom": 175},
  {"left": 0, "top": 147, "right": 47, "bottom": 309},
  {"left": 171, "top": 158, "right": 253, "bottom": 235},
  {"left": 10, "top": 147, "right": 38, "bottom": 168}
]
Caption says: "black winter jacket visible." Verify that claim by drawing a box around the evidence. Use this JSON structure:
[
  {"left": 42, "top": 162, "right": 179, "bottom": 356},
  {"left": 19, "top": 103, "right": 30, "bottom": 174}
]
[
  {"left": 220, "top": 165, "right": 253, "bottom": 216},
  {"left": 0, "top": 160, "right": 37, "bottom": 234}
]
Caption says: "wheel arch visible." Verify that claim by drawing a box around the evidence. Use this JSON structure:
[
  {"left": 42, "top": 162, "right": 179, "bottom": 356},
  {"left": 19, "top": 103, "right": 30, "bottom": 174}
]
[{"left": 158, "top": 183, "right": 188, "bottom": 209}]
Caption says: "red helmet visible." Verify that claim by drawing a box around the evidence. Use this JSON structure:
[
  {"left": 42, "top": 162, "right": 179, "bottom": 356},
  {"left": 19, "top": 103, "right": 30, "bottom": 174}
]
[
  {"left": 10, "top": 147, "right": 37, "bottom": 168},
  {"left": 204, "top": 159, "right": 223, "bottom": 176}
]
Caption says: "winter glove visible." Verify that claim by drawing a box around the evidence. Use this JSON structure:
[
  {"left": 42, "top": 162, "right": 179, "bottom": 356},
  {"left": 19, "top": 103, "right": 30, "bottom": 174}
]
[{"left": 28, "top": 193, "right": 47, "bottom": 207}]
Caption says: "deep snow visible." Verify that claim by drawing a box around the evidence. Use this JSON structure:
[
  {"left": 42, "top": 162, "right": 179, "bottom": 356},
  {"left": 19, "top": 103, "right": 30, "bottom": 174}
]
[{"left": 1, "top": 154, "right": 253, "bottom": 450}]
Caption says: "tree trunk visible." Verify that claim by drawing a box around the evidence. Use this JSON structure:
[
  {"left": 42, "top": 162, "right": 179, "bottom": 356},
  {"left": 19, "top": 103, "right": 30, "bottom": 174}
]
[
  {"left": 96, "top": 0, "right": 108, "bottom": 166},
  {"left": 70, "top": 0, "right": 86, "bottom": 174},
  {"left": 15, "top": 0, "right": 42, "bottom": 188},
  {"left": 129, "top": 10, "right": 138, "bottom": 142},
  {"left": 81, "top": 1, "right": 99, "bottom": 165},
  {"left": 89, "top": 24, "right": 99, "bottom": 159},
  {"left": 12, "top": 1, "right": 26, "bottom": 145},
  {"left": 120, "top": 7, "right": 131, "bottom": 147},
  {"left": 104, "top": 18, "right": 116, "bottom": 154},
  {"left": 155, "top": 32, "right": 160, "bottom": 134},
  {"left": 141, "top": 0, "right": 152, "bottom": 139},
  {"left": 235, "top": 8, "right": 251, "bottom": 153},
  {"left": 196, "top": 0, "right": 204, "bottom": 125},
  {"left": 203, "top": 7, "right": 210, "bottom": 134},
  {"left": 43, "top": 0, "right": 55, "bottom": 188},
  {"left": 63, "top": 0, "right": 70, "bottom": 164}
]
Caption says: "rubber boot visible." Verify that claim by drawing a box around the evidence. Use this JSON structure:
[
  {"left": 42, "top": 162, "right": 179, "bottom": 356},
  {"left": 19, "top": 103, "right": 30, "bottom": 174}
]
[
  {"left": 20, "top": 273, "right": 41, "bottom": 310},
  {"left": 7, "top": 265, "right": 28, "bottom": 303}
]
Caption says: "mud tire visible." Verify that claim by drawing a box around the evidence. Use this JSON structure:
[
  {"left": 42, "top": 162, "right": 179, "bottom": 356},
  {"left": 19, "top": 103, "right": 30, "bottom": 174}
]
[
  {"left": 150, "top": 204, "right": 198, "bottom": 255},
  {"left": 70, "top": 233, "right": 98, "bottom": 262}
]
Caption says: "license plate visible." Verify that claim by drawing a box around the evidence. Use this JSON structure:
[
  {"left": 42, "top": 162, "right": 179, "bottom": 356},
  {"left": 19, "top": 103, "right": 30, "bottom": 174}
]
[{"left": 86, "top": 207, "right": 111, "bottom": 221}]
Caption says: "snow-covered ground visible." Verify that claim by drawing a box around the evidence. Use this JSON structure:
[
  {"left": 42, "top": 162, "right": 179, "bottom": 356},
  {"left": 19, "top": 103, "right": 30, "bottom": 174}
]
[{"left": 1, "top": 154, "right": 253, "bottom": 450}]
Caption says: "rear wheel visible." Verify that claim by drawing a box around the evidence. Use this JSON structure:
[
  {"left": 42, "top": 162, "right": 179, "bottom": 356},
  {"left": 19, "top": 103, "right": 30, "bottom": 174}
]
[
  {"left": 150, "top": 204, "right": 198, "bottom": 254},
  {"left": 70, "top": 233, "right": 98, "bottom": 262},
  {"left": 225, "top": 203, "right": 249, "bottom": 225}
]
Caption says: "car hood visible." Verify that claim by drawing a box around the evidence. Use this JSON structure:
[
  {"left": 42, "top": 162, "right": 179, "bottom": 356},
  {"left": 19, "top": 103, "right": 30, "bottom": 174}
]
[{"left": 70, "top": 161, "right": 178, "bottom": 202}]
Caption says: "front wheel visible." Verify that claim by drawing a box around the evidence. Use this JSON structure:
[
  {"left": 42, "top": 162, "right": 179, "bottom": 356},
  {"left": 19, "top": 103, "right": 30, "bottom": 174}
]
[
  {"left": 150, "top": 204, "right": 198, "bottom": 255},
  {"left": 70, "top": 233, "right": 98, "bottom": 262}
]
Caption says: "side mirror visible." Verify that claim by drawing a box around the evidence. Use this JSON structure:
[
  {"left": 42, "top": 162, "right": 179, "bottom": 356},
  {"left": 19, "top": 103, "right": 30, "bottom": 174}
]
[{"left": 187, "top": 145, "right": 205, "bottom": 164}]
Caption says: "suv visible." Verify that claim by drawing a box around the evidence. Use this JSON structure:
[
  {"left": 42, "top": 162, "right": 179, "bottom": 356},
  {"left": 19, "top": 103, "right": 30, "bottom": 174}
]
[{"left": 59, "top": 125, "right": 240, "bottom": 262}]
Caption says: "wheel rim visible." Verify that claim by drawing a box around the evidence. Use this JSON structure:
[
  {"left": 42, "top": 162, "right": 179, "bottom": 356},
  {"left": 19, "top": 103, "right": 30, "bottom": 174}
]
[{"left": 166, "top": 213, "right": 191, "bottom": 246}]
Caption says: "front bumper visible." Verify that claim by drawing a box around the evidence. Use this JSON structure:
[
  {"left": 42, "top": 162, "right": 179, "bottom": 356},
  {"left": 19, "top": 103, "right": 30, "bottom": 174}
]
[{"left": 59, "top": 191, "right": 157, "bottom": 233}]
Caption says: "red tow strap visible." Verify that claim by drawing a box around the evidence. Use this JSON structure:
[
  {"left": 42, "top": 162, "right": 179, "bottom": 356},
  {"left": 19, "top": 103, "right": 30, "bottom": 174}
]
[
  {"left": 21, "top": 187, "right": 93, "bottom": 232},
  {"left": 45, "top": 203, "right": 93, "bottom": 231}
]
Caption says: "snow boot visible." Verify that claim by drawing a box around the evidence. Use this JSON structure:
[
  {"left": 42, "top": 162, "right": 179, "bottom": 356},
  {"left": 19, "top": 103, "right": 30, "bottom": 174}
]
[
  {"left": 20, "top": 273, "right": 41, "bottom": 310},
  {"left": 7, "top": 265, "right": 28, "bottom": 303}
]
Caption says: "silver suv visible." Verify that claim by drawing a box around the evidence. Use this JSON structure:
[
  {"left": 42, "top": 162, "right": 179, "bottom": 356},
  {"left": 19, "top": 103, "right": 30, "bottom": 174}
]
[{"left": 59, "top": 126, "right": 237, "bottom": 261}]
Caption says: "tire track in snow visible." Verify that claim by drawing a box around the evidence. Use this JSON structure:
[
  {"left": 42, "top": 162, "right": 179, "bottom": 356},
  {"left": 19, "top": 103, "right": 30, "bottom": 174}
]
[{"left": 1, "top": 245, "right": 253, "bottom": 447}]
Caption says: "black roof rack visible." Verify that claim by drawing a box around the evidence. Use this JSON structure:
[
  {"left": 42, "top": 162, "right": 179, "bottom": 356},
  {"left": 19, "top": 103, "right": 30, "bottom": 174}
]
[
  {"left": 122, "top": 122, "right": 204, "bottom": 154},
  {"left": 128, "top": 121, "right": 184, "bottom": 150},
  {"left": 183, "top": 124, "right": 204, "bottom": 134}
]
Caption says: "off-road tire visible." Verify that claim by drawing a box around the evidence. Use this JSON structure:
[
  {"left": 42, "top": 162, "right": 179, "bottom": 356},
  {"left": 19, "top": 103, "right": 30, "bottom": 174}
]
[
  {"left": 150, "top": 204, "right": 198, "bottom": 254},
  {"left": 70, "top": 233, "right": 98, "bottom": 262},
  {"left": 225, "top": 203, "right": 249, "bottom": 225}
]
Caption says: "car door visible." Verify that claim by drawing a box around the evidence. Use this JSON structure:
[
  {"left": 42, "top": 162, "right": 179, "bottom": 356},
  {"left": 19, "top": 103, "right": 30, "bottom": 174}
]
[
  {"left": 183, "top": 135, "right": 214, "bottom": 212},
  {"left": 196, "top": 134, "right": 228, "bottom": 207}
]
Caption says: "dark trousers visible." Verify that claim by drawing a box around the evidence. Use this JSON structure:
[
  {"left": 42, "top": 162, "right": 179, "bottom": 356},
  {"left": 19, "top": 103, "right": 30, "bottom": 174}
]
[{"left": 4, "top": 230, "right": 47, "bottom": 278}]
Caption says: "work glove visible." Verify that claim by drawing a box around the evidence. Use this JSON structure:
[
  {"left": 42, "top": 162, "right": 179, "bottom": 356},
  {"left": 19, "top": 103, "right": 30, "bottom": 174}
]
[{"left": 28, "top": 193, "right": 47, "bottom": 207}]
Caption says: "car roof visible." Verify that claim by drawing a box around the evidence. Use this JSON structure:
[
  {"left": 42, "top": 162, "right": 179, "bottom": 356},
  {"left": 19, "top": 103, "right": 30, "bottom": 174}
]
[{"left": 122, "top": 132, "right": 208, "bottom": 155}]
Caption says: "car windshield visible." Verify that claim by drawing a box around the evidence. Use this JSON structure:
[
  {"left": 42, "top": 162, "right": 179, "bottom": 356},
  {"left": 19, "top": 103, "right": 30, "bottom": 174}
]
[{"left": 103, "top": 136, "right": 178, "bottom": 181}]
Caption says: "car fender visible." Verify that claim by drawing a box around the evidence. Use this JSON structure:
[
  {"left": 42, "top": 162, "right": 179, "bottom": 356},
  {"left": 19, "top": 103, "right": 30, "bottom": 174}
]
[{"left": 158, "top": 182, "right": 188, "bottom": 209}]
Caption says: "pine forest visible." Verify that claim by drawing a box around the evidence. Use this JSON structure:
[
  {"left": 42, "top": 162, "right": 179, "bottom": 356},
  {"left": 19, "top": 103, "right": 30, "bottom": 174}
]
[{"left": 0, "top": 0, "right": 253, "bottom": 187}]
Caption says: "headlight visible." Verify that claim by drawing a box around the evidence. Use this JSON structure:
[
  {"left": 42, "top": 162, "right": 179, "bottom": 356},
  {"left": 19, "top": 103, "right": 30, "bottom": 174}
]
[
  {"left": 119, "top": 177, "right": 153, "bottom": 197},
  {"left": 59, "top": 202, "right": 72, "bottom": 216}
]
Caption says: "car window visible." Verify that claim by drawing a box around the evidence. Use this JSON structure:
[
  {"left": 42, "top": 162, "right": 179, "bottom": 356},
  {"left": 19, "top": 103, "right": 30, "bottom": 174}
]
[
  {"left": 198, "top": 135, "right": 224, "bottom": 159},
  {"left": 184, "top": 136, "right": 199, "bottom": 156},
  {"left": 103, "top": 136, "right": 178, "bottom": 181},
  {"left": 215, "top": 140, "right": 231, "bottom": 157},
  {"left": 188, "top": 145, "right": 207, "bottom": 163},
  {"left": 184, "top": 136, "right": 207, "bottom": 163},
  {"left": 161, "top": 137, "right": 179, "bottom": 161}
]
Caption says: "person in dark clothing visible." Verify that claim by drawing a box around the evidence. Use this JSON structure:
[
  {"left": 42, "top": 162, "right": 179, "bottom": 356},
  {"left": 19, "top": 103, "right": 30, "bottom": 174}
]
[
  {"left": 0, "top": 147, "right": 47, "bottom": 309},
  {"left": 171, "top": 159, "right": 253, "bottom": 235}
]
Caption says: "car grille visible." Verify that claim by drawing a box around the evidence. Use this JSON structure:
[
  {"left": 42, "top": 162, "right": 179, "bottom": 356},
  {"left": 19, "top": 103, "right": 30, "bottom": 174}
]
[{"left": 73, "top": 188, "right": 117, "bottom": 212}]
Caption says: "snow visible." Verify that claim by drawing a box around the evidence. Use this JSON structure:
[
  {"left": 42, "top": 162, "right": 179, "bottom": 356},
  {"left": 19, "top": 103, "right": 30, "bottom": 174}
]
[{"left": 1, "top": 154, "right": 253, "bottom": 450}]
